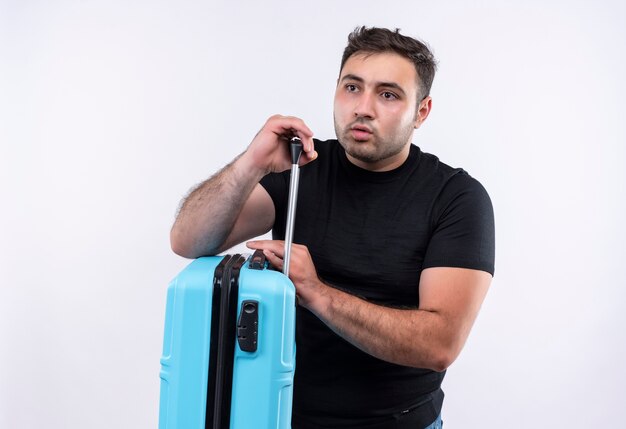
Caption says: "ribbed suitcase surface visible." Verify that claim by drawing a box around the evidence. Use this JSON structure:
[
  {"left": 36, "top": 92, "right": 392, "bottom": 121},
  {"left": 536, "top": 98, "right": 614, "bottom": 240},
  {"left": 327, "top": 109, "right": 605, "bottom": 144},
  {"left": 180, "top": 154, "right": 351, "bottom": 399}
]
[{"left": 159, "top": 254, "right": 296, "bottom": 428}]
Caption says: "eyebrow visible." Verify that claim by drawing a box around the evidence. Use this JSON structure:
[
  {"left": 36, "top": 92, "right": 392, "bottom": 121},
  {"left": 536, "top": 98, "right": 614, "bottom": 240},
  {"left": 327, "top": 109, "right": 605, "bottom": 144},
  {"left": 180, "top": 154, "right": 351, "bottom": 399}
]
[{"left": 340, "top": 74, "right": 407, "bottom": 97}]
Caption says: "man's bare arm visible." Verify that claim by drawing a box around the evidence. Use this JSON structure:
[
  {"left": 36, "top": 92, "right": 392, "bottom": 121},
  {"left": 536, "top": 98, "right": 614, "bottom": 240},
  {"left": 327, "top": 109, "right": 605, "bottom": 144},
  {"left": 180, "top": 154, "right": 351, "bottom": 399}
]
[
  {"left": 170, "top": 156, "right": 272, "bottom": 258},
  {"left": 170, "top": 115, "right": 317, "bottom": 259},
  {"left": 310, "top": 266, "right": 492, "bottom": 371},
  {"left": 247, "top": 241, "right": 491, "bottom": 371}
]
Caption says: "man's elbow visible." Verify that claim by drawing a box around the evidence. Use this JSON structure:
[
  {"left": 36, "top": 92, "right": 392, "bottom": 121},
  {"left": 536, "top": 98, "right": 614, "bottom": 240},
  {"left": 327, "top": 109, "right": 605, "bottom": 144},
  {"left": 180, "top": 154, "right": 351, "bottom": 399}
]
[
  {"left": 170, "top": 227, "right": 222, "bottom": 259},
  {"left": 429, "top": 351, "right": 456, "bottom": 372},
  {"left": 171, "top": 239, "right": 191, "bottom": 259},
  {"left": 424, "top": 339, "right": 464, "bottom": 372},
  {"left": 170, "top": 228, "right": 198, "bottom": 259}
]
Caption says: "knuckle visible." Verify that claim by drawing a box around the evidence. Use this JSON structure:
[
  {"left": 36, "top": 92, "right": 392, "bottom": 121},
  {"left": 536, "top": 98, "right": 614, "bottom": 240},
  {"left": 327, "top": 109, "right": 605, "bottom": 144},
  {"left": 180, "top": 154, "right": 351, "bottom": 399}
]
[{"left": 266, "top": 114, "right": 283, "bottom": 126}]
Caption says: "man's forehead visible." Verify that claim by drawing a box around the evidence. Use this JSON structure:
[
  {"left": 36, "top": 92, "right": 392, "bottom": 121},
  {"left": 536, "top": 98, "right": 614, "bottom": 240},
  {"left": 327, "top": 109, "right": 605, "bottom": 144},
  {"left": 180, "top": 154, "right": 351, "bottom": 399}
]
[{"left": 339, "top": 51, "right": 419, "bottom": 91}]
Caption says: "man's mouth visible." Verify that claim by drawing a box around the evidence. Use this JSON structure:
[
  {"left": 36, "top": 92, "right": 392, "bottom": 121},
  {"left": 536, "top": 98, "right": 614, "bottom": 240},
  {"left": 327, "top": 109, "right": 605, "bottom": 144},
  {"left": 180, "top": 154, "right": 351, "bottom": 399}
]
[{"left": 350, "top": 124, "right": 373, "bottom": 141}]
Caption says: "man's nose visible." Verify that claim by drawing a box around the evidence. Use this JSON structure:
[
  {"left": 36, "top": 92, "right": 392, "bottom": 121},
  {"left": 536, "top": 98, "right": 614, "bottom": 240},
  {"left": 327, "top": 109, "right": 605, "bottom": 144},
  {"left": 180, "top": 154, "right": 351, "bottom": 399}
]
[{"left": 354, "top": 91, "right": 375, "bottom": 119}]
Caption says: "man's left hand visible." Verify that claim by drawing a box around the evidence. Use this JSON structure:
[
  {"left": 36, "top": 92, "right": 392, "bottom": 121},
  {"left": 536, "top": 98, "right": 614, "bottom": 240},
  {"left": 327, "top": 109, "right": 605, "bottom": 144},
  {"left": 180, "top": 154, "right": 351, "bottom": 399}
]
[{"left": 246, "top": 240, "right": 325, "bottom": 309}]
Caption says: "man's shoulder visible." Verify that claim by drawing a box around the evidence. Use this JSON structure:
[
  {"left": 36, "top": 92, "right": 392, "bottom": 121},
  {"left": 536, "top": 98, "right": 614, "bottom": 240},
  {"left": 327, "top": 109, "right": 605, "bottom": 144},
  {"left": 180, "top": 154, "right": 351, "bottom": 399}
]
[
  {"left": 413, "top": 146, "right": 490, "bottom": 200},
  {"left": 412, "top": 146, "right": 467, "bottom": 186},
  {"left": 414, "top": 146, "right": 460, "bottom": 175},
  {"left": 312, "top": 138, "right": 340, "bottom": 155}
]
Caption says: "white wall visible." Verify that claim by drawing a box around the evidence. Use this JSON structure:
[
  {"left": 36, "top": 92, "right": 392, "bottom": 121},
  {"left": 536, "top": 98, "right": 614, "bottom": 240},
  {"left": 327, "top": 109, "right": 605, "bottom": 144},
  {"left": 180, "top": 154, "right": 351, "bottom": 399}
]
[{"left": 1, "top": 1, "right": 624, "bottom": 427}]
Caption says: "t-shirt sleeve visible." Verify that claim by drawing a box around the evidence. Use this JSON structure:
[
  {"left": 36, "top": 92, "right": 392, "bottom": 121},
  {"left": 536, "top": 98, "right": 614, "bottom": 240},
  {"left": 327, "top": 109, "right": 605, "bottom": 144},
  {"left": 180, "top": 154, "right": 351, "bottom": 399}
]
[
  {"left": 259, "top": 171, "right": 289, "bottom": 234},
  {"left": 422, "top": 173, "right": 496, "bottom": 276}
]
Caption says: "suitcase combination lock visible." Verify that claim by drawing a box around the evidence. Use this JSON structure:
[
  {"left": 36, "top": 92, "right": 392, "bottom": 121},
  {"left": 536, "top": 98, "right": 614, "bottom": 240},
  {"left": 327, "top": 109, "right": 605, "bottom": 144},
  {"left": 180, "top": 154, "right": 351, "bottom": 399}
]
[{"left": 237, "top": 300, "right": 259, "bottom": 352}]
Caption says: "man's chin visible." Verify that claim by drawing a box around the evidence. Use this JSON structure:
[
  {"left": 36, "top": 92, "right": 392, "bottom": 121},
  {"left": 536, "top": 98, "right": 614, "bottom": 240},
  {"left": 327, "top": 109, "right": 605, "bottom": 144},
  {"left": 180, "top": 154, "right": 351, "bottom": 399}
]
[
  {"left": 345, "top": 146, "right": 379, "bottom": 164},
  {"left": 342, "top": 135, "right": 372, "bottom": 147}
]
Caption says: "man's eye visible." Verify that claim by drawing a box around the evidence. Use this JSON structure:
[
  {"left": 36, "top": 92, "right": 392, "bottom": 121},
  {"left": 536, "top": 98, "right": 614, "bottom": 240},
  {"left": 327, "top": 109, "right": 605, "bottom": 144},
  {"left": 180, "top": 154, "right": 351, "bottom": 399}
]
[
  {"left": 346, "top": 84, "right": 358, "bottom": 92},
  {"left": 381, "top": 91, "right": 397, "bottom": 100}
]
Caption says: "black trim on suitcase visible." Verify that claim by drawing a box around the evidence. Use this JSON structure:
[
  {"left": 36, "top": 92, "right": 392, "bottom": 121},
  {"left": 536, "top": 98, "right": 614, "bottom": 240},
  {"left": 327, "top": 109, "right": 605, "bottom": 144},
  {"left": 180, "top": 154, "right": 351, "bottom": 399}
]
[
  {"left": 213, "top": 254, "right": 246, "bottom": 429},
  {"left": 205, "top": 255, "right": 234, "bottom": 429}
]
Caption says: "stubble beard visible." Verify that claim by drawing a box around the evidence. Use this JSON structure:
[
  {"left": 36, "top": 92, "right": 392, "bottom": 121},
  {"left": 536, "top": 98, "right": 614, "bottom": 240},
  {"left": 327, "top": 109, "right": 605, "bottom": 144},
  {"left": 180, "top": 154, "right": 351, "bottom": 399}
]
[{"left": 333, "top": 116, "right": 414, "bottom": 165}]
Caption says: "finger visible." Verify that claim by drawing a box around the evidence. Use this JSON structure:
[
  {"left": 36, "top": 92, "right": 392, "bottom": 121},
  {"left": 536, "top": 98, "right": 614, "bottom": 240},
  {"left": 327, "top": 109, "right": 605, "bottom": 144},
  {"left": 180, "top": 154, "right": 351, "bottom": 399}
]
[
  {"left": 267, "top": 116, "right": 314, "bottom": 139},
  {"left": 246, "top": 240, "right": 285, "bottom": 257},
  {"left": 296, "top": 133, "right": 316, "bottom": 155},
  {"left": 266, "top": 116, "right": 315, "bottom": 153},
  {"left": 299, "top": 134, "right": 316, "bottom": 155},
  {"left": 300, "top": 150, "right": 318, "bottom": 166},
  {"left": 262, "top": 249, "right": 284, "bottom": 271}
]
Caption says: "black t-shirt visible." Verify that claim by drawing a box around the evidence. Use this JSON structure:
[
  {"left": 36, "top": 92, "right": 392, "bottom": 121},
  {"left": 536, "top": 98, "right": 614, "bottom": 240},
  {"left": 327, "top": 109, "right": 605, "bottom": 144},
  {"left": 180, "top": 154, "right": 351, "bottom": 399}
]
[{"left": 260, "top": 139, "right": 495, "bottom": 428}]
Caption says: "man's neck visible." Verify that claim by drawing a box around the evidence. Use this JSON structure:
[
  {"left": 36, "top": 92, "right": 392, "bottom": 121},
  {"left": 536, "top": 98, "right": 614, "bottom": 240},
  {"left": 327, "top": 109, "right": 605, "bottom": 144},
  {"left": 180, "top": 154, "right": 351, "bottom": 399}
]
[{"left": 345, "top": 143, "right": 411, "bottom": 172}]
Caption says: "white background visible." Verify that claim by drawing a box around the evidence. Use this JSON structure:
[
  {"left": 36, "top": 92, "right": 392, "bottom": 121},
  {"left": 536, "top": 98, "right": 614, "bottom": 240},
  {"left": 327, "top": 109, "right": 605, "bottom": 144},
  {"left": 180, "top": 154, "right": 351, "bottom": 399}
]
[{"left": 1, "top": 1, "right": 625, "bottom": 428}]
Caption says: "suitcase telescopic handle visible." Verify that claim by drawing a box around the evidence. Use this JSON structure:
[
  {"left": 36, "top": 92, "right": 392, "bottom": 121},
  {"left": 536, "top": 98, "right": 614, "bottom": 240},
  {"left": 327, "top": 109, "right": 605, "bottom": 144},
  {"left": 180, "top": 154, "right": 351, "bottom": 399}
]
[{"left": 283, "top": 137, "right": 303, "bottom": 277}]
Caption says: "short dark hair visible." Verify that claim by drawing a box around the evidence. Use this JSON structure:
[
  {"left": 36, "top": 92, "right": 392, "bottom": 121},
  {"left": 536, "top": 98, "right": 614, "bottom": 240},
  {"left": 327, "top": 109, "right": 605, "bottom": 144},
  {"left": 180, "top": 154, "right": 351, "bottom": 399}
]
[{"left": 340, "top": 27, "right": 438, "bottom": 101}]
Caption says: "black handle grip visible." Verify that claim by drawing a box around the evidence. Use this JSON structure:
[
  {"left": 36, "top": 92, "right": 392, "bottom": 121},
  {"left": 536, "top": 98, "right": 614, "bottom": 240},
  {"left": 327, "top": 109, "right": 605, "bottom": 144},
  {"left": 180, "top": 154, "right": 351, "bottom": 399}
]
[{"left": 290, "top": 136, "right": 303, "bottom": 165}]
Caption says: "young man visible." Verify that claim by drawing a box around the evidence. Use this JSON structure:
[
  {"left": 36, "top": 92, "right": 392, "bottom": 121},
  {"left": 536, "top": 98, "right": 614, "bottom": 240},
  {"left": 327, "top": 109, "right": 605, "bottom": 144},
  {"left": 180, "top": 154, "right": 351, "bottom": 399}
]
[{"left": 171, "top": 27, "right": 495, "bottom": 429}]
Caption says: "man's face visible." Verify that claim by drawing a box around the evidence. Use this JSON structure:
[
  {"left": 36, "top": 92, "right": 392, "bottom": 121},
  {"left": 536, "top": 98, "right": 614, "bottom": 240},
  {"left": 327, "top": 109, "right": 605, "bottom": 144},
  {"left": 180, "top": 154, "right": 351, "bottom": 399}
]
[{"left": 333, "top": 51, "right": 428, "bottom": 171}]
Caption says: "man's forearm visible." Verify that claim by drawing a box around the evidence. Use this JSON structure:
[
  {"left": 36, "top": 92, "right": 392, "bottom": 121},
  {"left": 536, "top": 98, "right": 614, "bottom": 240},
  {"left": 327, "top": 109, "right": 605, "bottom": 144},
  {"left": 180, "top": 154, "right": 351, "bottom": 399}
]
[
  {"left": 308, "top": 281, "right": 457, "bottom": 372},
  {"left": 245, "top": 241, "right": 490, "bottom": 372},
  {"left": 170, "top": 153, "right": 264, "bottom": 258},
  {"left": 245, "top": 240, "right": 469, "bottom": 371}
]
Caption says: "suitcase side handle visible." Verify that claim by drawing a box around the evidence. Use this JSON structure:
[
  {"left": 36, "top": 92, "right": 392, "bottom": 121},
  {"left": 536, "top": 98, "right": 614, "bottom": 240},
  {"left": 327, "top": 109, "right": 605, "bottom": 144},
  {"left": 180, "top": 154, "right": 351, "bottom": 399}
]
[{"left": 248, "top": 249, "right": 267, "bottom": 270}]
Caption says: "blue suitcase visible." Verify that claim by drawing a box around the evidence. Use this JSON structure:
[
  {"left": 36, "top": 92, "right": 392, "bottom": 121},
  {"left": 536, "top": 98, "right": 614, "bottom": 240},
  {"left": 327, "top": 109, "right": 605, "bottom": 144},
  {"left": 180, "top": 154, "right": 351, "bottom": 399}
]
[
  {"left": 159, "top": 138, "right": 304, "bottom": 428},
  {"left": 159, "top": 251, "right": 296, "bottom": 428}
]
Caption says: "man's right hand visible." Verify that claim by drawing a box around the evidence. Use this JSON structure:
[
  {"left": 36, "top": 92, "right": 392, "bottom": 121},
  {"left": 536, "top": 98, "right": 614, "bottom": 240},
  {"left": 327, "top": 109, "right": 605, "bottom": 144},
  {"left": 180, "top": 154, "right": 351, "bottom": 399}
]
[
  {"left": 171, "top": 115, "right": 318, "bottom": 258},
  {"left": 242, "top": 115, "right": 318, "bottom": 175}
]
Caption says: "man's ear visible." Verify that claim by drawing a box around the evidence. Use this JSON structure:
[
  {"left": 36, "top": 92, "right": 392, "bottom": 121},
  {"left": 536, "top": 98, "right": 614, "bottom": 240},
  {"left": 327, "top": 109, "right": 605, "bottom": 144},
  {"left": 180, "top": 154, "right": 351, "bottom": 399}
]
[{"left": 414, "top": 96, "right": 432, "bottom": 129}]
